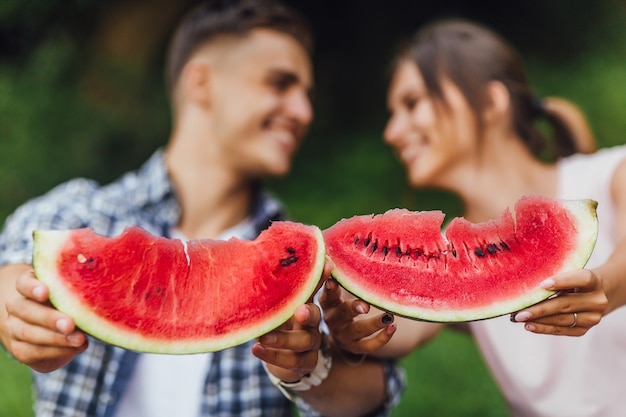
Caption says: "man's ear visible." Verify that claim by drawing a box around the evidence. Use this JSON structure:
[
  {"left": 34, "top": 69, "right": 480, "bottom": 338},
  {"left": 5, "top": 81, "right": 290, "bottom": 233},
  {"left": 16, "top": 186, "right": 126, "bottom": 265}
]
[
  {"left": 179, "top": 59, "right": 212, "bottom": 107},
  {"left": 483, "top": 80, "right": 510, "bottom": 124}
]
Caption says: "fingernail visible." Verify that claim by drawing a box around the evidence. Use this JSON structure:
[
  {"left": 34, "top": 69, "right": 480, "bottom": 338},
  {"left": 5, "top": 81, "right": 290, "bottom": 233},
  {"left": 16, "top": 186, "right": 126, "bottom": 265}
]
[
  {"left": 513, "top": 311, "right": 532, "bottom": 322},
  {"left": 32, "top": 286, "right": 45, "bottom": 299},
  {"left": 253, "top": 343, "right": 266, "bottom": 355},
  {"left": 540, "top": 278, "right": 555, "bottom": 289},
  {"left": 67, "top": 333, "right": 83, "bottom": 345},
  {"left": 525, "top": 323, "right": 536, "bottom": 332},
  {"left": 387, "top": 323, "right": 397, "bottom": 334},
  {"left": 381, "top": 314, "right": 394, "bottom": 325},
  {"left": 356, "top": 304, "right": 366, "bottom": 314},
  {"left": 325, "top": 280, "right": 332, "bottom": 290},
  {"left": 56, "top": 318, "right": 71, "bottom": 333},
  {"left": 261, "top": 334, "right": 276, "bottom": 344}
]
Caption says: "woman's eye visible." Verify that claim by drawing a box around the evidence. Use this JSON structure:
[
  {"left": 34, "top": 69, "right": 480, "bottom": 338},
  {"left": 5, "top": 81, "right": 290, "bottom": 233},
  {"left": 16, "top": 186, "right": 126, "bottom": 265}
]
[{"left": 403, "top": 96, "right": 419, "bottom": 110}]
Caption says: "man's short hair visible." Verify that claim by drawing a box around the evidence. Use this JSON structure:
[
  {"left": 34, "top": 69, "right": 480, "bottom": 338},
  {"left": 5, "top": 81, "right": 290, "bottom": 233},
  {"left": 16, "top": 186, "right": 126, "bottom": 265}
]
[{"left": 165, "top": 0, "right": 313, "bottom": 94}]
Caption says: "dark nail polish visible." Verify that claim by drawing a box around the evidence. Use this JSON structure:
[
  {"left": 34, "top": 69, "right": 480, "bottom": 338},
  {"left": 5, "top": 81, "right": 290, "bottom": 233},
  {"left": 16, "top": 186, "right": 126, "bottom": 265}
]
[{"left": 382, "top": 314, "right": 393, "bottom": 325}]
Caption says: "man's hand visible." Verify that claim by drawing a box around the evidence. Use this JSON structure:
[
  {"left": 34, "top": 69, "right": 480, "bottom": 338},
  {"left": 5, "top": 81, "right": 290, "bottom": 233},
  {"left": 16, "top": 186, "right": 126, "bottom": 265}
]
[
  {"left": 251, "top": 259, "right": 333, "bottom": 381},
  {"left": 1, "top": 265, "right": 88, "bottom": 373},
  {"left": 252, "top": 303, "right": 323, "bottom": 382}
]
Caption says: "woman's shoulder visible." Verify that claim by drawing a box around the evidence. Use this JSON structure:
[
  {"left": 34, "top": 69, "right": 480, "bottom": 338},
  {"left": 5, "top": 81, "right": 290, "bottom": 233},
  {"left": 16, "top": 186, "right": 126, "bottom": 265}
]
[
  {"left": 560, "top": 145, "right": 626, "bottom": 172},
  {"left": 557, "top": 145, "right": 626, "bottom": 199}
]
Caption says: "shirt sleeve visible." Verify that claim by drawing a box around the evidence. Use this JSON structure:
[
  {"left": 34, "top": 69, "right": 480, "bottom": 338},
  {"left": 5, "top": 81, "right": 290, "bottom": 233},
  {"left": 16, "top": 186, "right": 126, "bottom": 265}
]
[
  {"left": 294, "top": 358, "right": 407, "bottom": 417},
  {"left": 0, "top": 178, "right": 98, "bottom": 266}
]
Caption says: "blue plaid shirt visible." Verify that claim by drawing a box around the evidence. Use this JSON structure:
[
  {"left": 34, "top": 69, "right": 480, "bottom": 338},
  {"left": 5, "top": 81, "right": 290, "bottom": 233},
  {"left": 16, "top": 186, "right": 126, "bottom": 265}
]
[{"left": 0, "top": 150, "right": 405, "bottom": 417}]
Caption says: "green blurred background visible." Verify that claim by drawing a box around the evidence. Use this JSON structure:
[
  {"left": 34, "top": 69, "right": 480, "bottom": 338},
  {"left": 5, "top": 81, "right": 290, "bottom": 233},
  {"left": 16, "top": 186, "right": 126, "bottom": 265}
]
[{"left": 1, "top": 0, "right": 625, "bottom": 416}]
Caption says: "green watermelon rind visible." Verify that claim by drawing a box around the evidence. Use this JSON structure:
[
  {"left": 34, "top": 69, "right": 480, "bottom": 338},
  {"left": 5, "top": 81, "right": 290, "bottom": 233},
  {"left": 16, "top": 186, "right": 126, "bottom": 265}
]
[
  {"left": 329, "top": 199, "right": 598, "bottom": 323},
  {"left": 32, "top": 225, "right": 326, "bottom": 354}
]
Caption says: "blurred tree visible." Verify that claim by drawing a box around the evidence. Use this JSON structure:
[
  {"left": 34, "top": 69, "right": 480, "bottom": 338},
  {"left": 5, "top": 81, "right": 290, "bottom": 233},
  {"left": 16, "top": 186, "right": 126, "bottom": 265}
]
[{"left": 0, "top": 0, "right": 193, "bottom": 219}]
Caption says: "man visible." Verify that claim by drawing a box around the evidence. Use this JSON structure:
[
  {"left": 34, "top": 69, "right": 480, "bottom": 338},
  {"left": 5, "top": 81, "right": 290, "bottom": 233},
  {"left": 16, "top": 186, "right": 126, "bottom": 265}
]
[{"left": 0, "top": 1, "right": 404, "bottom": 416}]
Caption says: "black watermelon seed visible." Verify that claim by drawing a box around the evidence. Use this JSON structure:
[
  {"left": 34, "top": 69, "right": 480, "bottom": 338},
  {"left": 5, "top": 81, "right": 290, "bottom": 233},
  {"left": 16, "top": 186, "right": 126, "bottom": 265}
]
[
  {"left": 286, "top": 247, "right": 296, "bottom": 254},
  {"left": 396, "top": 247, "right": 403, "bottom": 257},
  {"left": 371, "top": 241, "right": 378, "bottom": 253},
  {"left": 500, "top": 241, "right": 510, "bottom": 251},
  {"left": 474, "top": 248, "right": 486, "bottom": 257},
  {"left": 353, "top": 237, "right": 360, "bottom": 245},
  {"left": 382, "top": 246, "right": 389, "bottom": 256},
  {"left": 364, "top": 237, "right": 371, "bottom": 247},
  {"left": 486, "top": 244, "right": 498, "bottom": 255},
  {"left": 280, "top": 256, "right": 299, "bottom": 266}
]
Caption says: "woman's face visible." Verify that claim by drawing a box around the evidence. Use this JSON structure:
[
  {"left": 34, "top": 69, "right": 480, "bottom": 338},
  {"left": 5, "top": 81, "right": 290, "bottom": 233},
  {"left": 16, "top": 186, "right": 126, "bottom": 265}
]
[{"left": 384, "top": 60, "right": 479, "bottom": 189}]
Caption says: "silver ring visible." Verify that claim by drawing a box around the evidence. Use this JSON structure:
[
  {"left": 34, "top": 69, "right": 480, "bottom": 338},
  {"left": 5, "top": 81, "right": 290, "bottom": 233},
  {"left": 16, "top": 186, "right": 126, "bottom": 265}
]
[{"left": 568, "top": 312, "right": 578, "bottom": 328}]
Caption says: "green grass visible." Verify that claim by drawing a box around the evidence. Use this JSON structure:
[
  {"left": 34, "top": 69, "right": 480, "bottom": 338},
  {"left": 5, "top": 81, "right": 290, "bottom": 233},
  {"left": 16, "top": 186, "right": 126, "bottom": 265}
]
[
  {"left": 392, "top": 329, "right": 508, "bottom": 416},
  {"left": 0, "top": 351, "right": 34, "bottom": 417}
]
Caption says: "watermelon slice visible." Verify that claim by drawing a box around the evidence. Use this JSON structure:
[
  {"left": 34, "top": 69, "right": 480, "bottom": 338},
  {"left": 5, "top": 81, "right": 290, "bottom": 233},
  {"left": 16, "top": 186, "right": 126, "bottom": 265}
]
[
  {"left": 323, "top": 196, "right": 598, "bottom": 322},
  {"left": 33, "top": 222, "right": 325, "bottom": 354}
]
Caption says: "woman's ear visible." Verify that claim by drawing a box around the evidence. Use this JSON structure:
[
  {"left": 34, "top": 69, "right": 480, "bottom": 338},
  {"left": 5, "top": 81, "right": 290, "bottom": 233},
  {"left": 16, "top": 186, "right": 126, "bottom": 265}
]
[
  {"left": 483, "top": 80, "right": 510, "bottom": 124},
  {"left": 179, "top": 58, "right": 212, "bottom": 107}
]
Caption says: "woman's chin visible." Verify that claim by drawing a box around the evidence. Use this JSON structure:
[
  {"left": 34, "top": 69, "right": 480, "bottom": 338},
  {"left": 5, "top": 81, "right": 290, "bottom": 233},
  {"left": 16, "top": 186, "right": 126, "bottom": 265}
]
[{"left": 407, "top": 171, "right": 433, "bottom": 188}]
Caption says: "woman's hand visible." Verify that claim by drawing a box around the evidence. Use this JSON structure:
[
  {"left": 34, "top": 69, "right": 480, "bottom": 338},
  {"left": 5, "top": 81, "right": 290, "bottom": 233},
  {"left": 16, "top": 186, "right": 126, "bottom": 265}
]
[
  {"left": 320, "top": 277, "right": 396, "bottom": 355},
  {"left": 511, "top": 269, "right": 607, "bottom": 336}
]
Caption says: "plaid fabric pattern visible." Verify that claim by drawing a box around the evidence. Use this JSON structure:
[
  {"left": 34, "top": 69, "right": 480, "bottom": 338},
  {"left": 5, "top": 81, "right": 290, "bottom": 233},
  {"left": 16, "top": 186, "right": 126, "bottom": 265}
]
[{"left": 0, "top": 149, "right": 405, "bottom": 417}]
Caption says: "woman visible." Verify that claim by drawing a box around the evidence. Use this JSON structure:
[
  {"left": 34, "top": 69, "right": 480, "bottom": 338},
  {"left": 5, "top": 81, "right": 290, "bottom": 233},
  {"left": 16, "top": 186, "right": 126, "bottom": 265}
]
[{"left": 322, "top": 19, "right": 626, "bottom": 417}]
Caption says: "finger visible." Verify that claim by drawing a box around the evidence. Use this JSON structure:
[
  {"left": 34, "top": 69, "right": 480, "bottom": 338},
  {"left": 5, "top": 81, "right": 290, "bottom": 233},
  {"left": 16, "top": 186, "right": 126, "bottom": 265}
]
[
  {"left": 334, "top": 313, "right": 393, "bottom": 344},
  {"left": 6, "top": 314, "right": 86, "bottom": 349},
  {"left": 342, "top": 323, "right": 397, "bottom": 355},
  {"left": 6, "top": 296, "right": 77, "bottom": 335},
  {"left": 293, "top": 303, "right": 321, "bottom": 329},
  {"left": 322, "top": 258, "right": 333, "bottom": 279},
  {"left": 522, "top": 321, "right": 589, "bottom": 337},
  {"left": 258, "top": 327, "right": 321, "bottom": 352},
  {"left": 15, "top": 270, "right": 49, "bottom": 302},
  {"left": 320, "top": 278, "right": 371, "bottom": 316},
  {"left": 10, "top": 339, "right": 89, "bottom": 372},
  {"left": 251, "top": 343, "right": 318, "bottom": 377},
  {"left": 319, "top": 277, "right": 344, "bottom": 309},
  {"left": 512, "top": 290, "right": 608, "bottom": 323},
  {"left": 305, "top": 259, "right": 335, "bottom": 304},
  {"left": 524, "top": 312, "right": 580, "bottom": 328},
  {"left": 539, "top": 269, "right": 599, "bottom": 293},
  {"left": 530, "top": 311, "right": 602, "bottom": 329},
  {"left": 323, "top": 296, "right": 370, "bottom": 329}
]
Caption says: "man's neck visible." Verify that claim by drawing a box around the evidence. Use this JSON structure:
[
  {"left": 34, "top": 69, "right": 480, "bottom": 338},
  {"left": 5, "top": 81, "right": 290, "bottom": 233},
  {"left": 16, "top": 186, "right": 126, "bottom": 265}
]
[{"left": 164, "top": 145, "right": 255, "bottom": 240}]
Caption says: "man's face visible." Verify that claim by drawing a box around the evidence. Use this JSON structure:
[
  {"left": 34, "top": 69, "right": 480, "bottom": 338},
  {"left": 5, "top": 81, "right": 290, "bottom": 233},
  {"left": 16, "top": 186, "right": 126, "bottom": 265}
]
[{"left": 206, "top": 28, "right": 313, "bottom": 179}]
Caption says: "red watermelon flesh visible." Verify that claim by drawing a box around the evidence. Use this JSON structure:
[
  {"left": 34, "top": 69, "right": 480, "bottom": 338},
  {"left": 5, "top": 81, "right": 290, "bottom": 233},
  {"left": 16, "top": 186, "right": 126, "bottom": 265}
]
[
  {"left": 323, "top": 196, "right": 598, "bottom": 322},
  {"left": 32, "top": 222, "right": 325, "bottom": 354}
]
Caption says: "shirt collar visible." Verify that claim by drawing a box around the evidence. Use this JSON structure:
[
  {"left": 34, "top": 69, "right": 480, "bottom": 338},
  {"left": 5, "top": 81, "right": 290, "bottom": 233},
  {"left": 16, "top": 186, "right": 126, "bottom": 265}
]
[
  {"left": 134, "top": 149, "right": 286, "bottom": 239},
  {"left": 131, "top": 149, "right": 181, "bottom": 234}
]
